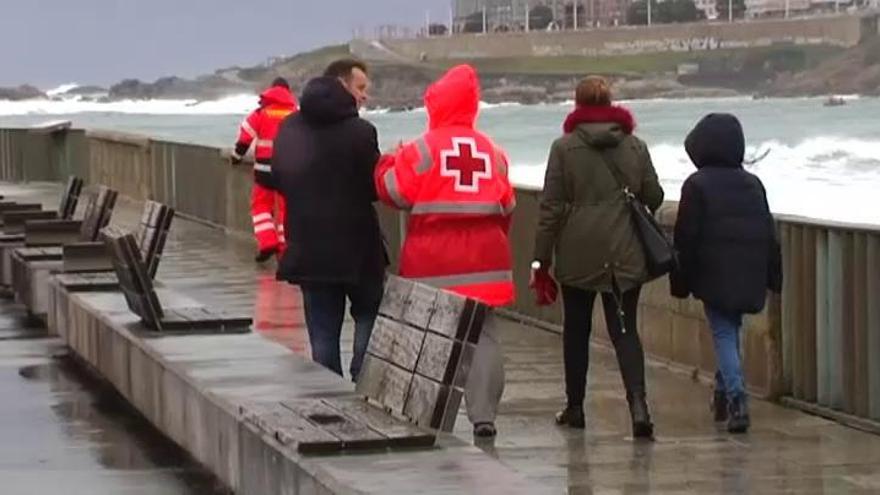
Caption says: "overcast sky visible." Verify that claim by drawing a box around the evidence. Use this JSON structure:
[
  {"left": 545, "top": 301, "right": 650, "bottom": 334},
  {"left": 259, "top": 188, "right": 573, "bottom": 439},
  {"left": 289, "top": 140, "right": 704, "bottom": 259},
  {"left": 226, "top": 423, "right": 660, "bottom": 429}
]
[{"left": 1, "top": 0, "right": 451, "bottom": 88}]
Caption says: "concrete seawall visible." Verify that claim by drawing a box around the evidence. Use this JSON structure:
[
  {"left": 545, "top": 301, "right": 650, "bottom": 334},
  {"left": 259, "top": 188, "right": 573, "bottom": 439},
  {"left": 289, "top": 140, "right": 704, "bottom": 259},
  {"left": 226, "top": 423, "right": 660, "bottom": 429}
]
[
  {"left": 2, "top": 123, "right": 879, "bottom": 429},
  {"left": 368, "top": 14, "right": 876, "bottom": 61}
]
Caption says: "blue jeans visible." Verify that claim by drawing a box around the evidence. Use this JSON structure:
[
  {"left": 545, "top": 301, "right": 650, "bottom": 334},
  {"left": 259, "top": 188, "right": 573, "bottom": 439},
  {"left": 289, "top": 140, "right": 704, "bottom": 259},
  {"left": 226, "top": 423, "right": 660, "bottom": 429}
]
[
  {"left": 704, "top": 305, "right": 745, "bottom": 398},
  {"left": 301, "top": 276, "right": 384, "bottom": 380}
]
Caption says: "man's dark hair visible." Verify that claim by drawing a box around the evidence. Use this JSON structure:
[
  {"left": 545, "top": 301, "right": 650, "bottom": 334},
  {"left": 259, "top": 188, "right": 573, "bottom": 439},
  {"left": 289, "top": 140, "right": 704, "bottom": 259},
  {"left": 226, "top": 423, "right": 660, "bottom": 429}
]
[
  {"left": 323, "top": 59, "right": 368, "bottom": 80},
  {"left": 271, "top": 77, "right": 290, "bottom": 89}
]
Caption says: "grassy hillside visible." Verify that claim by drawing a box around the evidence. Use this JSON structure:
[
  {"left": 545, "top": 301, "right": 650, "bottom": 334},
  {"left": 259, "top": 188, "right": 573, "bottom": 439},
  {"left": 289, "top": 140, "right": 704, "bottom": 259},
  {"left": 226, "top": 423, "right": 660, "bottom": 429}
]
[
  {"left": 102, "top": 39, "right": 856, "bottom": 104},
  {"left": 234, "top": 44, "right": 352, "bottom": 85},
  {"left": 435, "top": 45, "right": 843, "bottom": 77}
]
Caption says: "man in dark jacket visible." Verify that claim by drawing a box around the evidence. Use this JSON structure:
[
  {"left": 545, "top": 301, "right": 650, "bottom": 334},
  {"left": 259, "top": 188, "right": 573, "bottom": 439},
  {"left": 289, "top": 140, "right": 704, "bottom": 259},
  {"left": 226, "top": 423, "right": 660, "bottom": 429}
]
[
  {"left": 272, "top": 59, "right": 386, "bottom": 380},
  {"left": 671, "top": 113, "right": 782, "bottom": 434}
]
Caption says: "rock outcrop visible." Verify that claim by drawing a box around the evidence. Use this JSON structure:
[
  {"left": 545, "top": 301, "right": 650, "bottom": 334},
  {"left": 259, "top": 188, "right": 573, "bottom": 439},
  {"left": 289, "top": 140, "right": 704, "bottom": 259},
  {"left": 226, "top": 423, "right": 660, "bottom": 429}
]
[{"left": 0, "top": 85, "right": 46, "bottom": 101}]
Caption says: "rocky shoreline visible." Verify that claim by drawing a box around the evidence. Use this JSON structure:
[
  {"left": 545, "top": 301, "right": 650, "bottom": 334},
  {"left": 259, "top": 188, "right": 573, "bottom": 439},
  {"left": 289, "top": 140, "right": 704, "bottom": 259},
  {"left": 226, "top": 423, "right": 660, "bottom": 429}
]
[
  {"left": 4, "top": 39, "right": 876, "bottom": 107},
  {"left": 0, "top": 76, "right": 743, "bottom": 108}
]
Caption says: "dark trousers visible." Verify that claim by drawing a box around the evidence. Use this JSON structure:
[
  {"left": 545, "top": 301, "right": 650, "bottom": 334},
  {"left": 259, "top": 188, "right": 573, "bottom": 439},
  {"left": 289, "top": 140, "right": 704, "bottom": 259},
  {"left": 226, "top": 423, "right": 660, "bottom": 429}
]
[
  {"left": 561, "top": 285, "right": 647, "bottom": 408},
  {"left": 301, "top": 275, "right": 384, "bottom": 380}
]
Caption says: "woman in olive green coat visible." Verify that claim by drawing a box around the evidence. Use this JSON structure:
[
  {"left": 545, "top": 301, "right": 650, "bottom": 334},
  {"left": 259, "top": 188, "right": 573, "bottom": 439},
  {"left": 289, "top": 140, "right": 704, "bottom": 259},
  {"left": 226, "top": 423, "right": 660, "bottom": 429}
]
[{"left": 532, "top": 76, "right": 664, "bottom": 438}]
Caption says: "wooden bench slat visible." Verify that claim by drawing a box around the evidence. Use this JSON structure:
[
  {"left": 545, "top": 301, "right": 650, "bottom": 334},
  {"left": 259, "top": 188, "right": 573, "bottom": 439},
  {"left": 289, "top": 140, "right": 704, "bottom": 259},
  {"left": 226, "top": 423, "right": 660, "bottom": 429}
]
[
  {"left": 320, "top": 398, "right": 435, "bottom": 448},
  {"left": 282, "top": 399, "right": 389, "bottom": 450},
  {"left": 366, "top": 317, "right": 425, "bottom": 372},
  {"left": 240, "top": 402, "right": 342, "bottom": 454}
]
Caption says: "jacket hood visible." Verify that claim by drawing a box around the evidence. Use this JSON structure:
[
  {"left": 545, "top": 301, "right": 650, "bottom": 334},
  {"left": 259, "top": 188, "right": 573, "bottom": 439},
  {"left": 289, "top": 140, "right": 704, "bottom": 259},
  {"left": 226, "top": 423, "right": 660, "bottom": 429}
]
[
  {"left": 563, "top": 105, "right": 635, "bottom": 135},
  {"left": 259, "top": 85, "right": 297, "bottom": 108},
  {"left": 425, "top": 64, "right": 480, "bottom": 130},
  {"left": 299, "top": 77, "right": 358, "bottom": 125},
  {"left": 564, "top": 105, "right": 636, "bottom": 149},
  {"left": 685, "top": 113, "right": 745, "bottom": 169}
]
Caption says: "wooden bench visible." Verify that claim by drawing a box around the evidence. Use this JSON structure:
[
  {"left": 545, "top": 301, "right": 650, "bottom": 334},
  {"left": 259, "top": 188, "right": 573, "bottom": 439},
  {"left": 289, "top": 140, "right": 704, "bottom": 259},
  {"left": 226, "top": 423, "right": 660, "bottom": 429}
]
[
  {"left": 0, "top": 201, "right": 43, "bottom": 223},
  {"left": 102, "top": 227, "right": 251, "bottom": 334},
  {"left": 356, "top": 275, "right": 488, "bottom": 432},
  {"left": 18, "top": 184, "right": 117, "bottom": 250},
  {"left": 9, "top": 187, "right": 118, "bottom": 314},
  {"left": 37, "top": 200, "right": 174, "bottom": 289},
  {"left": 0, "top": 176, "right": 82, "bottom": 233},
  {"left": 237, "top": 276, "right": 487, "bottom": 454},
  {"left": 0, "top": 177, "right": 93, "bottom": 289}
]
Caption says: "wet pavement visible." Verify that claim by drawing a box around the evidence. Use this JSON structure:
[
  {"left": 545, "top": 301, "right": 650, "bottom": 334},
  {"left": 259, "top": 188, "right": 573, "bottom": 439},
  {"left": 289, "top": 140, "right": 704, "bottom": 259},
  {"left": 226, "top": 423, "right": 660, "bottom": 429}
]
[
  {"left": 0, "top": 299, "right": 229, "bottom": 495},
  {"left": 3, "top": 182, "right": 880, "bottom": 494}
]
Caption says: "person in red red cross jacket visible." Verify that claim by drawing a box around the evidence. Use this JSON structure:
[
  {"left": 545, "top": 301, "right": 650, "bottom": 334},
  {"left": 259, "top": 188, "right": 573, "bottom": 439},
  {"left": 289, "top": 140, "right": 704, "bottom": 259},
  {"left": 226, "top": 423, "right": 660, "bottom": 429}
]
[
  {"left": 375, "top": 64, "right": 516, "bottom": 439},
  {"left": 232, "top": 77, "right": 298, "bottom": 262}
]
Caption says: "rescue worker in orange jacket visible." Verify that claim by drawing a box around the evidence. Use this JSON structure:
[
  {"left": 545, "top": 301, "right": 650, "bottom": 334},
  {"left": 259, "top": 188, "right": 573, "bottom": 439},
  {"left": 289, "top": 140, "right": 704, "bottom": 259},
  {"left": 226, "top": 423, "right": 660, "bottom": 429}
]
[
  {"left": 375, "top": 65, "right": 516, "bottom": 438},
  {"left": 232, "top": 77, "right": 298, "bottom": 262}
]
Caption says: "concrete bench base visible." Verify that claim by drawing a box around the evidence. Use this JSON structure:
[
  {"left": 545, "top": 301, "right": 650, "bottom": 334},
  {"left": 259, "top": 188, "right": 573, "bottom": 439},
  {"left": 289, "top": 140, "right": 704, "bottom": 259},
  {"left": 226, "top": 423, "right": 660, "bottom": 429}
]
[
  {"left": 49, "top": 285, "right": 547, "bottom": 494},
  {"left": 0, "top": 241, "right": 24, "bottom": 293},
  {"left": 13, "top": 258, "right": 59, "bottom": 320}
]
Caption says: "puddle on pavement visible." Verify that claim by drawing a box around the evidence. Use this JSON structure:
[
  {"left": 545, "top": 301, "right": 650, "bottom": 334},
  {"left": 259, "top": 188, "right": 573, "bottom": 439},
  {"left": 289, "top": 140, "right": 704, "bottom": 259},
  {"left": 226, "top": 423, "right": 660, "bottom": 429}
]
[{"left": 5, "top": 353, "right": 230, "bottom": 494}]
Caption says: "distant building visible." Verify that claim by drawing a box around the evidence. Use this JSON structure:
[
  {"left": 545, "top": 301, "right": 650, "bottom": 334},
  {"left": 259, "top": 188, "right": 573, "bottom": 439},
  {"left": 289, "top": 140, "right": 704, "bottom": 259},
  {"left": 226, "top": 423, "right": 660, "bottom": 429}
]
[
  {"left": 744, "top": 0, "right": 812, "bottom": 17},
  {"left": 454, "top": 0, "right": 632, "bottom": 32},
  {"left": 591, "top": 0, "right": 631, "bottom": 26},
  {"left": 695, "top": 0, "right": 719, "bottom": 19},
  {"left": 742, "top": 0, "right": 861, "bottom": 18},
  {"left": 454, "top": 0, "right": 531, "bottom": 31}
]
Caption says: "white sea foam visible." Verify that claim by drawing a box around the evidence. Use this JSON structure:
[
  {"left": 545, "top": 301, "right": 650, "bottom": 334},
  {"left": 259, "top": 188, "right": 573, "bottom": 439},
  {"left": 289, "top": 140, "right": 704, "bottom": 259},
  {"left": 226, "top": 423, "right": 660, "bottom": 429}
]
[
  {"left": 510, "top": 136, "right": 880, "bottom": 225},
  {"left": 0, "top": 95, "right": 530, "bottom": 117},
  {"left": 2, "top": 96, "right": 878, "bottom": 225},
  {"left": 45, "top": 83, "right": 80, "bottom": 98},
  {"left": 0, "top": 93, "right": 259, "bottom": 116}
]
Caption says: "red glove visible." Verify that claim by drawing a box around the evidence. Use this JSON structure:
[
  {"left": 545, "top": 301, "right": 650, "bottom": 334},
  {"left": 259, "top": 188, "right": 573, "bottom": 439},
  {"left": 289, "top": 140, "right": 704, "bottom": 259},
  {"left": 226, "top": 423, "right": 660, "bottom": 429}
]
[{"left": 529, "top": 265, "right": 558, "bottom": 306}]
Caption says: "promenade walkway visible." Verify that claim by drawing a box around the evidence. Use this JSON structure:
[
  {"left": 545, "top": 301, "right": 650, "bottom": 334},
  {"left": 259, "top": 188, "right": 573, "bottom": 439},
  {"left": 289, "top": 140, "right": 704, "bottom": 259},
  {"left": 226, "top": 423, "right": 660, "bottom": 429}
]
[{"left": 3, "top": 182, "right": 880, "bottom": 494}]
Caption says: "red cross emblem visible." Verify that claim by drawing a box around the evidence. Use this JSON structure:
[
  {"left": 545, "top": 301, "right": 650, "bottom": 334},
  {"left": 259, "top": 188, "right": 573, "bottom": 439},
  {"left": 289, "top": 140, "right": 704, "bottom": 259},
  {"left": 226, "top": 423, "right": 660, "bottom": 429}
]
[{"left": 440, "top": 137, "right": 492, "bottom": 193}]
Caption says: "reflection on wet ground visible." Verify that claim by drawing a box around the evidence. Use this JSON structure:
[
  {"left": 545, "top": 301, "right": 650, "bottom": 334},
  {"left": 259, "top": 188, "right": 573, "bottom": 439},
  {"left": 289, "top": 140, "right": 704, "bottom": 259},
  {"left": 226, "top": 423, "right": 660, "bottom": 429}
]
[{"left": 0, "top": 300, "right": 229, "bottom": 495}]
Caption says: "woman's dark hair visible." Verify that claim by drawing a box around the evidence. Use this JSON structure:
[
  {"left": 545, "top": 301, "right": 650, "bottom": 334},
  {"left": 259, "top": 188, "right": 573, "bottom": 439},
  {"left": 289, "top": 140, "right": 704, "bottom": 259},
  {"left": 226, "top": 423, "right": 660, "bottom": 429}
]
[{"left": 271, "top": 77, "right": 290, "bottom": 89}]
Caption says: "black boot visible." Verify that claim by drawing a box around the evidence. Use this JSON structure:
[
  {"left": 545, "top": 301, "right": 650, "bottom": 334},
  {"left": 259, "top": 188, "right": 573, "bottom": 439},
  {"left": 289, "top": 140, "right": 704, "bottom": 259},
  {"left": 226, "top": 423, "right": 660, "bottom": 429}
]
[
  {"left": 712, "top": 389, "right": 729, "bottom": 423},
  {"left": 628, "top": 394, "right": 654, "bottom": 439},
  {"left": 255, "top": 246, "right": 278, "bottom": 263},
  {"left": 727, "top": 394, "right": 751, "bottom": 434},
  {"left": 555, "top": 405, "right": 586, "bottom": 429}
]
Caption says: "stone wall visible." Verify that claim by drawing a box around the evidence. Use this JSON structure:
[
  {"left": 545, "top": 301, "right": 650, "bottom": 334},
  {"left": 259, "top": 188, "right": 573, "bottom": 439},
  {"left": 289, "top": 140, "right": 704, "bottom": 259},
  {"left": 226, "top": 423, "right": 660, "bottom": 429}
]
[{"left": 374, "top": 14, "right": 869, "bottom": 61}]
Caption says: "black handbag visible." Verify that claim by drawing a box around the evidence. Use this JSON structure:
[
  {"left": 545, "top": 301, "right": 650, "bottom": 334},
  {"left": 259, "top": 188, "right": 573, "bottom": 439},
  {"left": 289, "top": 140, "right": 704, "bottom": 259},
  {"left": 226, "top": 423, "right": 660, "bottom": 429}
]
[{"left": 599, "top": 151, "right": 676, "bottom": 278}]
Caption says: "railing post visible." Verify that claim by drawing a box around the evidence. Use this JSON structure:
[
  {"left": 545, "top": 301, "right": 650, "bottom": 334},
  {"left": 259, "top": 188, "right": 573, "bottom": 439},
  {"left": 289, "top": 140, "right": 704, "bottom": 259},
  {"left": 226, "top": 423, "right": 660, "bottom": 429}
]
[
  {"left": 816, "top": 230, "right": 831, "bottom": 407},
  {"left": 867, "top": 235, "right": 880, "bottom": 421},
  {"left": 827, "top": 231, "right": 845, "bottom": 411}
]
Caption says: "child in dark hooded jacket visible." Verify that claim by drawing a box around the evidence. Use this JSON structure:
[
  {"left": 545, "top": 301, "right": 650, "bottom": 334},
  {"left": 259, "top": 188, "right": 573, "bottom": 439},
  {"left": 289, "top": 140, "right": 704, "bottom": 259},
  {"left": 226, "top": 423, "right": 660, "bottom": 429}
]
[{"left": 671, "top": 113, "right": 782, "bottom": 434}]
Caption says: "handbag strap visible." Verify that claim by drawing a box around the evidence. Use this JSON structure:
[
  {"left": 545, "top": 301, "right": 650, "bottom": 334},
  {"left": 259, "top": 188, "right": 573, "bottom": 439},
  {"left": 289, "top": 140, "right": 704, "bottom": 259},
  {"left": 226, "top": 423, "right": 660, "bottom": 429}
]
[{"left": 597, "top": 150, "right": 636, "bottom": 200}]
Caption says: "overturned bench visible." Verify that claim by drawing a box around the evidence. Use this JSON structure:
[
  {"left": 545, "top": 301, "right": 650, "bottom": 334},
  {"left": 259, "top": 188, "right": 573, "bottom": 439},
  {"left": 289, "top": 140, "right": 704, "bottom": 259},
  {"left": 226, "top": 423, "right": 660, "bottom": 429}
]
[{"left": 10, "top": 186, "right": 117, "bottom": 319}]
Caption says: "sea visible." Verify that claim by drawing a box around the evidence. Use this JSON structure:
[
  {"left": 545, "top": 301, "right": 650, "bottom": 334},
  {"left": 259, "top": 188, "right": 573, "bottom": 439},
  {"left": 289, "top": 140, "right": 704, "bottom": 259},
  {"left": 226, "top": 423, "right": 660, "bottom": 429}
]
[{"left": 2, "top": 85, "right": 879, "bottom": 226}]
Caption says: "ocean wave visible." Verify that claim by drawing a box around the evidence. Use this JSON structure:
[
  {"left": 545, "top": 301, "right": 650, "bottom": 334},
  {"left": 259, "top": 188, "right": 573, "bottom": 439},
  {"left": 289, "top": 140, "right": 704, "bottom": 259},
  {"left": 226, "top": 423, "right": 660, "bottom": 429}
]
[
  {"left": 509, "top": 136, "right": 880, "bottom": 224},
  {"left": 0, "top": 96, "right": 528, "bottom": 117},
  {"left": 479, "top": 101, "right": 522, "bottom": 110},
  {"left": 0, "top": 93, "right": 259, "bottom": 116},
  {"left": 45, "top": 83, "right": 80, "bottom": 98}
]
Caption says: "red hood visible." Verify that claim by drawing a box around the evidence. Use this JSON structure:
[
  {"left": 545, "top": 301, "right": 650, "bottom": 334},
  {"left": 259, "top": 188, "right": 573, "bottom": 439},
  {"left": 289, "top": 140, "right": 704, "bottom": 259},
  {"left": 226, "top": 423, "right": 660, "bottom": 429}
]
[
  {"left": 259, "top": 86, "right": 297, "bottom": 108},
  {"left": 425, "top": 64, "right": 480, "bottom": 130},
  {"left": 563, "top": 105, "right": 635, "bottom": 135}
]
